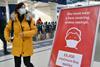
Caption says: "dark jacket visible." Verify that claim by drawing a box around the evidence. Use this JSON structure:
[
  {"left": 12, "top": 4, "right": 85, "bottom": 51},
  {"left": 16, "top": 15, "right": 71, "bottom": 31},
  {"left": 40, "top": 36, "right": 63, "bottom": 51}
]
[{"left": 0, "top": 18, "right": 6, "bottom": 38}]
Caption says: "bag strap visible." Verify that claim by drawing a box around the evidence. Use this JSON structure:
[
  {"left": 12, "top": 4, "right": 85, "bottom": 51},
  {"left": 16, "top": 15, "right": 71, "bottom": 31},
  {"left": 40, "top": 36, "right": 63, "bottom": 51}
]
[
  {"left": 11, "top": 20, "right": 14, "bottom": 37},
  {"left": 27, "top": 20, "right": 31, "bottom": 29}
]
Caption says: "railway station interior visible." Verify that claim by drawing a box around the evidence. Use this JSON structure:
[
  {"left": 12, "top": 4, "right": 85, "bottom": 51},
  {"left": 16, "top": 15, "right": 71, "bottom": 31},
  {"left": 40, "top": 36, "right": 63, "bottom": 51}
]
[{"left": 0, "top": 0, "right": 100, "bottom": 67}]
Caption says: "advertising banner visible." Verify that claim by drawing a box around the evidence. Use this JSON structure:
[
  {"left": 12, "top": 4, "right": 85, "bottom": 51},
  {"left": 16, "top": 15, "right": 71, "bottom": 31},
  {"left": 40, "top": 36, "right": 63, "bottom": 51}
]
[{"left": 49, "top": 5, "right": 100, "bottom": 67}]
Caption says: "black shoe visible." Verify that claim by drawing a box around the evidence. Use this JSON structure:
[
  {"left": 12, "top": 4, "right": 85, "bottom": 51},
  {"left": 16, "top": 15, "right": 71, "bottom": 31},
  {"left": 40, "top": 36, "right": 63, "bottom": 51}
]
[{"left": 4, "top": 51, "right": 10, "bottom": 55}]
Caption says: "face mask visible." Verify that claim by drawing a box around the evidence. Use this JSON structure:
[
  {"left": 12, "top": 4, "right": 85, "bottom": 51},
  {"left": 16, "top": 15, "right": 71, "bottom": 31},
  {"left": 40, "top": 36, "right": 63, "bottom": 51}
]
[
  {"left": 66, "top": 40, "right": 79, "bottom": 48},
  {"left": 18, "top": 8, "right": 26, "bottom": 15}
]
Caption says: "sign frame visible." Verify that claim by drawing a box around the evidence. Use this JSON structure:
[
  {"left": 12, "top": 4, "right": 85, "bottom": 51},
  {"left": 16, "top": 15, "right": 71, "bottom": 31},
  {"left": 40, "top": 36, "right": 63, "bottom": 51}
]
[{"left": 49, "top": 5, "right": 100, "bottom": 67}]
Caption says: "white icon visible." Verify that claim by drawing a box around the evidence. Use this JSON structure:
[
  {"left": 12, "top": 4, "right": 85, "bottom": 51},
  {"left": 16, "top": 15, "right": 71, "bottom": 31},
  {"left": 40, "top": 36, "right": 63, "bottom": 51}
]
[{"left": 65, "top": 27, "right": 81, "bottom": 49}]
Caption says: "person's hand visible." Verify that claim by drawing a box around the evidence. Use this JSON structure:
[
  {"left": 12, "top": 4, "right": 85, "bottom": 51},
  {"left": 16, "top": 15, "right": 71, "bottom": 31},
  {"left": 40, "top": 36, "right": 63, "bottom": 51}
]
[{"left": 19, "top": 32, "right": 24, "bottom": 38}]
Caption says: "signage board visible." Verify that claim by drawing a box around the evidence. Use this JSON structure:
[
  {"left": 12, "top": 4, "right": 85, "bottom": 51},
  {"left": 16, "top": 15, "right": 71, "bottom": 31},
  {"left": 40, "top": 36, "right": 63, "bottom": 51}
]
[{"left": 49, "top": 5, "right": 100, "bottom": 67}]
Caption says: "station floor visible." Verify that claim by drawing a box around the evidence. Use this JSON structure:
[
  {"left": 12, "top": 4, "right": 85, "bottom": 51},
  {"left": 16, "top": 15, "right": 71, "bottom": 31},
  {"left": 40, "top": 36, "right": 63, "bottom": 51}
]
[
  {"left": 0, "top": 44, "right": 100, "bottom": 67},
  {"left": 0, "top": 45, "right": 51, "bottom": 67}
]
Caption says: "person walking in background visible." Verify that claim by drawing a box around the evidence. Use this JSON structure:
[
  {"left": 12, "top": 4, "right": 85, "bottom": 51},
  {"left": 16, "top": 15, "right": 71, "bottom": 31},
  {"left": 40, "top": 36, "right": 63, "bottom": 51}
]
[
  {"left": 4, "top": 2, "right": 37, "bottom": 67},
  {"left": 36, "top": 17, "right": 43, "bottom": 40},
  {"left": 0, "top": 13, "right": 10, "bottom": 55},
  {"left": 45, "top": 22, "right": 50, "bottom": 39},
  {"left": 36, "top": 17, "right": 43, "bottom": 24}
]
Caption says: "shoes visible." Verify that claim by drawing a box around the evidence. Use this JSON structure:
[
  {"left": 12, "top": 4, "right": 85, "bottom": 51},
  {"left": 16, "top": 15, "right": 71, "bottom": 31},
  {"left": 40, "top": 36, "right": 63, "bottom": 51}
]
[{"left": 4, "top": 51, "right": 10, "bottom": 55}]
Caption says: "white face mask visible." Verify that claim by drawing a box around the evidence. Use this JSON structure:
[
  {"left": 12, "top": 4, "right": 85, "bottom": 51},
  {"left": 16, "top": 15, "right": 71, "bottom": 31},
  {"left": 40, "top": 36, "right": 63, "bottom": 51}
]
[
  {"left": 66, "top": 40, "right": 79, "bottom": 48},
  {"left": 18, "top": 8, "right": 26, "bottom": 15}
]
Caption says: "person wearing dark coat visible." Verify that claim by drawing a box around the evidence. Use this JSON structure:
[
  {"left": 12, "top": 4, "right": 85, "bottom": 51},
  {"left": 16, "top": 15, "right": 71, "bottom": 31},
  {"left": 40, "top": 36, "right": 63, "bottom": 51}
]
[{"left": 0, "top": 14, "right": 10, "bottom": 55}]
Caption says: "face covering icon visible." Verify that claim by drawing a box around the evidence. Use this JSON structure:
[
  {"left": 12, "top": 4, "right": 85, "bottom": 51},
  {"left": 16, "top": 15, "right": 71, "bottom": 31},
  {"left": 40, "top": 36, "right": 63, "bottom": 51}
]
[{"left": 65, "top": 27, "right": 81, "bottom": 49}]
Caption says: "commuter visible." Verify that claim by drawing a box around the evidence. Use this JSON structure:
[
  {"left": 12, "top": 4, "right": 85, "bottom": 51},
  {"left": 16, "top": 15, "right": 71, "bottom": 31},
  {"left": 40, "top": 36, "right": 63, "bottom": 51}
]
[
  {"left": 4, "top": 2, "right": 37, "bottom": 67},
  {"left": 0, "top": 14, "right": 10, "bottom": 55},
  {"left": 54, "top": 21, "right": 57, "bottom": 30},
  {"left": 48, "top": 22, "right": 52, "bottom": 38},
  {"left": 36, "top": 18, "right": 43, "bottom": 40},
  {"left": 51, "top": 21, "right": 55, "bottom": 38},
  {"left": 36, "top": 17, "right": 43, "bottom": 24},
  {"left": 42, "top": 22, "right": 46, "bottom": 40},
  {"left": 45, "top": 22, "right": 50, "bottom": 39}
]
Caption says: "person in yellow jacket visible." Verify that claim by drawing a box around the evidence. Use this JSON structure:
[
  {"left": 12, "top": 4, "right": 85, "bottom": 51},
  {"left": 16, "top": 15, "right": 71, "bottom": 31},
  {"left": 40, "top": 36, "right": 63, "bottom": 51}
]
[{"left": 4, "top": 2, "right": 37, "bottom": 67}]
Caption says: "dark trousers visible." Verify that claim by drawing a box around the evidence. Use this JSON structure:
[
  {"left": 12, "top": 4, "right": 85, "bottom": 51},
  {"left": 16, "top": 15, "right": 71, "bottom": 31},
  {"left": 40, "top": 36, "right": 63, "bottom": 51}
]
[
  {"left": 14, "top": 56, "right": 34, "bottom": 67},
  {"left": 0, "top": 37, "right": 7, "bottom": 52}
]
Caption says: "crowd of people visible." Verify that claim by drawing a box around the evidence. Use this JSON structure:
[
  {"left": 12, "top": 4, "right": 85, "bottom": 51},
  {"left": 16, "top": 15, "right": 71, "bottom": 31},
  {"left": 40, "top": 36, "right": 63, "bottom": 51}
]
[{"left": 34, "top": 18, "right": 57, "bottom": 41}]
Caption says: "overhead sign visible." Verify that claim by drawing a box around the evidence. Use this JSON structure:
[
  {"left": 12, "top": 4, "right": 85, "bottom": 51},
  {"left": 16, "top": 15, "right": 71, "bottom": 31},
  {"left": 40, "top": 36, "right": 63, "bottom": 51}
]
[
  {"left": 49, "top": 5, "right": 100, "bottom": 67},
  {"left": 56, "top": 0, "right": 86, "bottom": 5},
  {"left": 31, "top": 0, "right": 48, "bottom": 2},
  {"left": 31, "top": 0, "right": 86, "bottom": 5},
  {"left": 40, "top": 0, "right": 48, "bottom": 2}
]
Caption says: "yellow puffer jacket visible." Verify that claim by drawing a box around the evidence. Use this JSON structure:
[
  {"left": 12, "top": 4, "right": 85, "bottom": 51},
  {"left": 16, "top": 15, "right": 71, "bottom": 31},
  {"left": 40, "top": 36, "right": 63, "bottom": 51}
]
[{"left": 4, "top": 14, "right": 37, "bottom": 57}]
